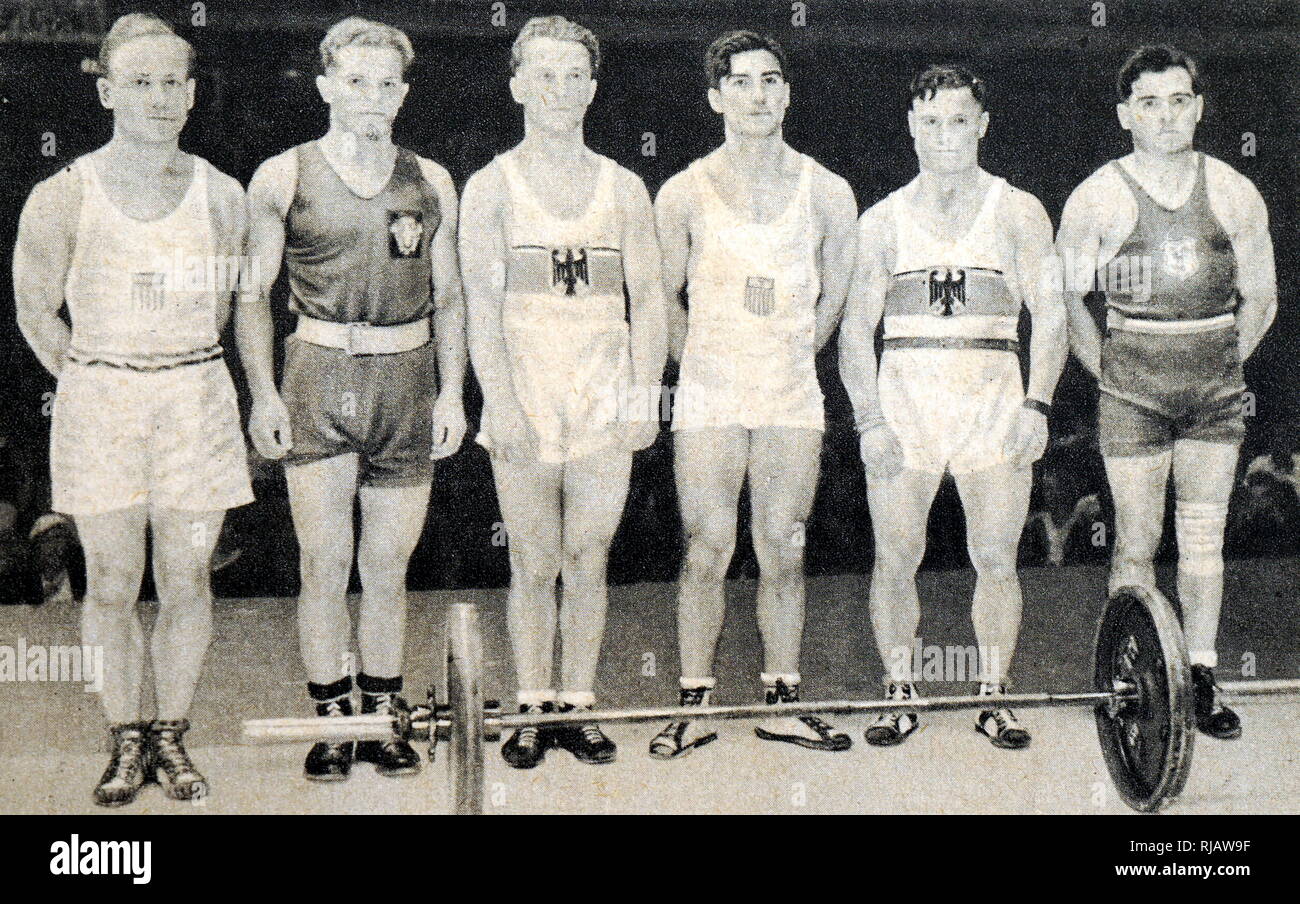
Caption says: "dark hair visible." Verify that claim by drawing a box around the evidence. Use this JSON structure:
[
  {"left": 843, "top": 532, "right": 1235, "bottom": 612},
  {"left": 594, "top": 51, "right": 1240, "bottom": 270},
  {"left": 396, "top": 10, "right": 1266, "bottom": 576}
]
[
  {"left": 1116, "top": 45, "right": 1200, "bottom": 102},
  {"left": 704, "top": 30, "right": 789, "bottom": 88},
  {"left": 910, "top": 64, "right": 987, "bottom": 110}
]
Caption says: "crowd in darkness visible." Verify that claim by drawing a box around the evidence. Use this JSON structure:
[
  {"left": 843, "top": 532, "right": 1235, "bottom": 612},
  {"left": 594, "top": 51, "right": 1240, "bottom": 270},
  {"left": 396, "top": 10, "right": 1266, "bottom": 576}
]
[{"left": 0, "top": 9, "right": 1296, "bottom": 600}]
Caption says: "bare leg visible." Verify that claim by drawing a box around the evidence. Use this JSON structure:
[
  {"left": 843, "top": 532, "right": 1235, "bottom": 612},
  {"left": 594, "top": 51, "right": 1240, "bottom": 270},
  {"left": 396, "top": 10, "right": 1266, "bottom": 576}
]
[
  {"left": 1172, "top": 439, "right": 1239, "bottom": 667},
  {"left": 865, "top": 469, "right": 944, "bottom": 682},
  {"left": 286, "top": 454, "right": 359, "bottom": 685},
  {"left": 1103, "top": 450, "right": 1173, "bottom": 596},
  {"left": 673, "top": 427, "right": 748, "bottom": 679},
  {"left": 490, "top": 452, "right": 563, "bottom": 703},
  {"left": 148, "top": 507, "right": 224, "bottom": 719},
  {"left": 77, "top": 507, "right": 149, "bottom": 722},
  {"left": 953, "top": 463, "right": 1033, "bottom": 686},
  {"left": 748, "top": 427, "right": 822, "bottom": 675},
  {"left": 356, "top": 481, "right": 432, "bottom": 678},
  {"left": 558, "top": 451, "right": 632, "bottom": 699}
]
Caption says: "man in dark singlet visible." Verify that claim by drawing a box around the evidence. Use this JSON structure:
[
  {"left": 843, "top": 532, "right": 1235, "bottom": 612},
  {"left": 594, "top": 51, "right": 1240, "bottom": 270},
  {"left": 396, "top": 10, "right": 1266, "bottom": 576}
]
[
  {"left": 243, "top": 17, "right": 467, "bottom": 780},
  {"left": 1058, "top": 45, "right": 1277, "bottom": 739}
]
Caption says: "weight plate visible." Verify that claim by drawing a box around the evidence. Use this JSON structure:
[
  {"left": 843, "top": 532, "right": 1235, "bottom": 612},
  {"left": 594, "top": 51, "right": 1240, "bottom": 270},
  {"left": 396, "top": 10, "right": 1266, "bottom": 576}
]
[{"left": 1093, "top": 585, "right": 1195, "bottom": 812}]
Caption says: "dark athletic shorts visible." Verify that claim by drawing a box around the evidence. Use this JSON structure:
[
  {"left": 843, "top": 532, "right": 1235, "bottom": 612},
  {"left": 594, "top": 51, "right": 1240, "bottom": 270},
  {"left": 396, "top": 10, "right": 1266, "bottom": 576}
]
[
  {"left": 281, "top": 335, "right": 437, "bottom": 486},
  {"left": 1098, "top": 323, "right": 1246, "bottom": 457}
]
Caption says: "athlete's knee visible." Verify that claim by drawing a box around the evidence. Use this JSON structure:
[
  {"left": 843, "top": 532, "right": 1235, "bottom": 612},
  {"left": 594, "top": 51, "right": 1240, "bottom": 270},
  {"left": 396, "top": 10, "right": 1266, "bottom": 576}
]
[
  {"left": 356, "top": 544, "right": 411, "bottom": 591},
  {"left": 1174, "top": 499, "right": 1228, "bottom": 576},
  {"left": 754, "top": 519, "right": 806, "bottom": 582},
  {"left": 299, "top": 548, "right": 354, "bottom": 590},
  {"left": 83, "top": 557, "right": 145, "bottom": 608},
  {"left": 873, "top": 538, "right": 925, "bottom": 579},
  {"left": 682, "top": 521, "right": 736, "bottom": 583},
  {"left": 561, "top": 536, "right": 612, "bottom": 579},
  {"left": 966, "top": 540, "right": 1018, "bottom": 581},
  {"left": 509, "top": 542, "right": 561, "bottom": 592}
]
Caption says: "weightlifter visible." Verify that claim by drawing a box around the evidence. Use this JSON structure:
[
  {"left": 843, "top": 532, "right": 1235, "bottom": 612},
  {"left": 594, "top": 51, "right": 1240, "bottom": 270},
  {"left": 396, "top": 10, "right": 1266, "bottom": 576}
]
[
  {"left": 13, "top": 13, "right": 253, "bottom": 805},
  {"left": 460, "top": 15, "right": 667, "bottom": 769},
  {"left": 650, "top": 30, "right": 858, "bottom": 758},
  {"left": 243, "top": 17, "right": 467, "bottom": 780},
  {"left": 839, "top": 65, "right": 1066, "bottom": 749},
  {"left": 1058, "top": 45, "right": 1277, "bottom": 739}
]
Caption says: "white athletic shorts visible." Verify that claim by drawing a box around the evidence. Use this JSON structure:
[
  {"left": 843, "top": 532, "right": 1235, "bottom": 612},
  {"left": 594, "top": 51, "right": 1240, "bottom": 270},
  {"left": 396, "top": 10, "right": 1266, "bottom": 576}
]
[
  {"left": 51, "top": 357, "right": 254, "bottom": 515},
  {"left": 878, "top": 347, "right": 1023, "bottom": 474}
]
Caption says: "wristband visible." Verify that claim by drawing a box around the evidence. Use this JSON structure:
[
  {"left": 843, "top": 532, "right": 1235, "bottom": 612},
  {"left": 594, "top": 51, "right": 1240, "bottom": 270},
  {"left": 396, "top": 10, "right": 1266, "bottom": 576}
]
[{"left": 1022, "top": 397, "right": 1051, "bottom": 418}]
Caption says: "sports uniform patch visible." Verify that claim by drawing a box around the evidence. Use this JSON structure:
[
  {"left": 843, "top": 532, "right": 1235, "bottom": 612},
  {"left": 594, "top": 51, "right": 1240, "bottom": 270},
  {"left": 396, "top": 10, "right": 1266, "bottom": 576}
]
[
  {"left": 928, "top": 267, "right": 967, "bottom": 316},
  {"left": 744, "top": 276, "right": 776, "bottom": 316},
  {"left": 131, "top": 272, "right": 166, "bottom": 312},
  {"left": 551, "top": 247, "right": 590, "bottom": 296},
  {"left": 388, "top": 210, "right": 424, "bottom": 258},
  {"left": 1160, "top": 236, "right": 1199, "bottom": 280}
]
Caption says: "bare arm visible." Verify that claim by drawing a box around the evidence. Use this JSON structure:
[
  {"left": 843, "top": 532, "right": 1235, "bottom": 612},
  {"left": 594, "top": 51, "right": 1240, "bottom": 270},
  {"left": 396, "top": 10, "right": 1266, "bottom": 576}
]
[
  {"left": 238, "top": 154, "right": 291, "bottom": 403},
  {"left": 1013, "top": 191, "right": 1067, "bottom": 403},
  {"left": 425, "top": 164, "right": 467, "bottom": 403},
  {"left": 1056, "top": 178, "right": 1110, "bottom": 380},
  {"left": 653, "top": 174, "right": 692, "bottom": 364},
  {"left": 13, "top": 171, "right": 77, "bottom": 377},
  {"left": 1224, "top": 178, "right": 1277, "bottom": 360},
  {"left": 460, "top": 165, "right": 526, "bottom": 425},
  {"left": 813, "top": 173, "right": 859, "bottom": 351},
  {"left": 207, "top": 169, "right": 249, "bottom": 336},
  {"left": 620, "top": 173, "right": 668, "bottom": 400},
  {"left": 838, "top": 203, "right": 890, "bottom": 429},
  {"left": 238, "top": 153, "right": 295, "bottom": 458}
]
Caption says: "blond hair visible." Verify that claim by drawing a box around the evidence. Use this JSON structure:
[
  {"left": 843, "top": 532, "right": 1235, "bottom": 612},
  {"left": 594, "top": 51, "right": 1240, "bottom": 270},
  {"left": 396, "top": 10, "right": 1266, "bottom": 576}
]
[
  {"left": 319, "top": 17, "right": 415, "bottom": 75},
  {"left": 510, "top": 15, "right": 600, "bottom": 75},
  {"left": 97, "top": 12, "right": 194, "bottom": 77}
]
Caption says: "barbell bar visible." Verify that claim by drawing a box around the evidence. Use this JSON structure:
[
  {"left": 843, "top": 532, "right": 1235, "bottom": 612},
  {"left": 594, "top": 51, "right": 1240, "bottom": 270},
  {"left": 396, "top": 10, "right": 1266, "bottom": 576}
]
[{"left": 243, "top": 593, "right": 1300, "bottom": 815}]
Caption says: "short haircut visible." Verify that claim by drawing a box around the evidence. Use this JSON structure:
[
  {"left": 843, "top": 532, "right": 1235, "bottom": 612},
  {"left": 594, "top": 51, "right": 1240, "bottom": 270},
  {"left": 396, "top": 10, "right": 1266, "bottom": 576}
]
[
  {"left": 705, "top": 30, "right": 789, "bottom": 88},
  {"left": 1116, "top": 44, "right": 1201, "bottom": 102},
  {"left": 510, "top": 15, "right": 600, "bottom": 76},
  {"left": 319, "top": 17, "right": 415, "bottom": 76},
  {"left": 97, "top": 12, "right": 195, "bottom": 77},
  {"left": 910, "top": 64, "right": 987, "bottom": 110}
]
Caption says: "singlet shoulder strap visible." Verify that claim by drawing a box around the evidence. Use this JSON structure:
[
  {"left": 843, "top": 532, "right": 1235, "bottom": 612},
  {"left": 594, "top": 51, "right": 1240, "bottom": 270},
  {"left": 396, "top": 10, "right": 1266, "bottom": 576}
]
[{"left": 1110, "top": 159, "right": 1150, "bottom": 206}]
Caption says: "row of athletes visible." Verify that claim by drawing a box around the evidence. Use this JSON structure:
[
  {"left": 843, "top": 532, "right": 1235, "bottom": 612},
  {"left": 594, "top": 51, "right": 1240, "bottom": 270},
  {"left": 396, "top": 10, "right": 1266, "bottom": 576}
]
[{"left": 13, "top": 13, "right": 1276, "bottom": 806}]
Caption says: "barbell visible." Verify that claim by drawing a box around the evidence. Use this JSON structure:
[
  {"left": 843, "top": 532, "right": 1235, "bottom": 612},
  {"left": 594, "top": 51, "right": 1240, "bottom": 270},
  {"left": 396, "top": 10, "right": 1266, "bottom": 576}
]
[{"left": 242, "top": 589, "right": 1300, "bottom": 814}]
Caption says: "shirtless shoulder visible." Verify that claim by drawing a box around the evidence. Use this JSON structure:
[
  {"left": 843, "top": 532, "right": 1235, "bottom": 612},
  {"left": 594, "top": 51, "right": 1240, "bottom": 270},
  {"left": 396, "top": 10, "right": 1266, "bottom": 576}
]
[
  {"left": 1203, "top": 154, "right": 1268, "bottom": 235},
  {"left": 1061, "top": 163, "right": 1131, "bottom": 239},
  {"left": 248, "top": 147, "right": 298, "bottom": 216}
]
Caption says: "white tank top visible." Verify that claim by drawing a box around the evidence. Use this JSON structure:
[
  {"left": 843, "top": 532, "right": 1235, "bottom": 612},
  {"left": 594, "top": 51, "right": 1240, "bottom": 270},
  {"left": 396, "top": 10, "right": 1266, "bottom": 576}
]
[
  {"left": 64, "top": 152, "right": 222, "bottom": 362},
  {"left": 499, "top": 149, "right": 625, "bottom": 323},
  {"left": 685, "top": 154, "right": 820, "bottom": 336},
  {"left": 885, "top": 175, "right": 1019, "bottom": 341}
]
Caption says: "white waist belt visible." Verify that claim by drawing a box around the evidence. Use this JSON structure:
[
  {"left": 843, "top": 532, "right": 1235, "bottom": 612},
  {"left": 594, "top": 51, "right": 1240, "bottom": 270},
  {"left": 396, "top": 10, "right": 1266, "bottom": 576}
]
[
  {"left": 1106, "top": 310, "right": 1235, "bottom": 335},
  {"left": 294, "top": 315, "right": 430, "bottom": 355}
]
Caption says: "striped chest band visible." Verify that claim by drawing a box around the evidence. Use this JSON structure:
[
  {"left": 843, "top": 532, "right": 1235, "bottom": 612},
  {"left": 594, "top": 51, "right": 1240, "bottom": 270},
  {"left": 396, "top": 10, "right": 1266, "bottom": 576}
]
[
  {"left": 885, "top": 266, "right": 1017, "bottom": 318},
  {"left": 507, "top": 245, "right": 624, "bottom": 297}
]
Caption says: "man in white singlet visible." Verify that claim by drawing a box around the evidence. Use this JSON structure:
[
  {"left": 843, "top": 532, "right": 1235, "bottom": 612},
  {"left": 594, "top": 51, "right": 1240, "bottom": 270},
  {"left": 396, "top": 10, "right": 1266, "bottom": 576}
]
[
  {"left": 650, "top": 30, "right": 858, "bottom": 759},
  {"left": 460, "top": 16, "right": 667, "bottom": 769},
  {"left": 13, "top": 14, "right": 253, "bottom": 805},
  {"left": 1058, "top": 46, "right": 1277, "bottom": 739},
  {"left": 839, "top": 66, "right": 1066, "bottom": 749}
]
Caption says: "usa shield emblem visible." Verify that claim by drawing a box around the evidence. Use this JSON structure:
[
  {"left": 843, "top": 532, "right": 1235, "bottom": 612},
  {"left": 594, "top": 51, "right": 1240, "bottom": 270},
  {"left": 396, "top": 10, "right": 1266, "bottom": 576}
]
[
  {"left": 131, "top": 272, "right": 166, "bottom": 312},
  {"left": 927, "top": 268, "right": 967, "bottom": 316},
  {"left": 744, "top": 276, "right": 775, "bottom": 316},
  {"left": 1160, "top": 237, "right": 1199, "bottom": 280},
  {"left": 388, "top": 210, "right": 424, "bottom": 258}
]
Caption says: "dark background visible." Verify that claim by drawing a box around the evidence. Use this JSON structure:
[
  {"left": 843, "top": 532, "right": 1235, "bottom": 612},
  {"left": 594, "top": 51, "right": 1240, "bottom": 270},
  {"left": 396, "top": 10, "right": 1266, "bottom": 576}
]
[{"left": 0, "top": 0, "right": 1296, "bottom": 598}]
